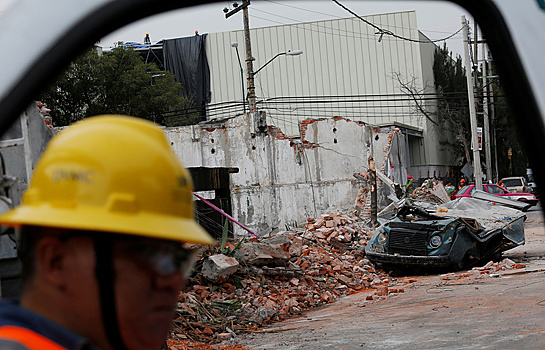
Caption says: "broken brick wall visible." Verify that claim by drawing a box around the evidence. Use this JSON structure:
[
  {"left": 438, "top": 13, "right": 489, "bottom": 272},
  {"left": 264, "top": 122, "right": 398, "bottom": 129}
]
[{"left": 165, "top": 113, "right": 405, "bottom": 236}]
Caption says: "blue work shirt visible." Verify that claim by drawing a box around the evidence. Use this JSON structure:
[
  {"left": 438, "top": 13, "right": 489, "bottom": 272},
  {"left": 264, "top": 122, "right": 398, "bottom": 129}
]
[{"left": 0, "top": 299, "right": 98, "bottom": 350}]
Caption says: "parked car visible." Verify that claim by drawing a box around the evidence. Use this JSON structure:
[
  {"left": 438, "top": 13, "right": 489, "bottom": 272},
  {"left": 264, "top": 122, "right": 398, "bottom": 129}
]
[
  {"left": 525, "top": 169, "right": 539, "bottom": 199},
  {"left": 366, "top": 198, "right": 526, "bottom": 270},
  {"left": 455, "top": 184, "right": 538, "bottom": 206},
  {"left": 500, "top": 176, "right": 531, "bottom": 193}
]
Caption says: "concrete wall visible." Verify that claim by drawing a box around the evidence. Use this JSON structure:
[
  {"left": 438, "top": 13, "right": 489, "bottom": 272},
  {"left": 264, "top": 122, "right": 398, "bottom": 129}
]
[
  {"left": 166, "top": 114, "right": 404, "bottom": 235},
  {"left": 0, "top": 105, "right": 55, "bottom": 280},
  {"left": 1, "top": 105, "right": 56, "bottom": 206}
]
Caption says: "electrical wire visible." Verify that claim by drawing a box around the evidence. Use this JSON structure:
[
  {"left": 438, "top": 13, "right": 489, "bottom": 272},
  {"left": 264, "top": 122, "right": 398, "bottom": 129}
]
[
  {"left": 159, "top": 89, "right": 505, "bottom": 125},
  {"left": 332, "top": 0, "right": 467, "bottom": 44},
  {"left": 195, "top": 209, "right": 236, "bottom": 236},
  {"left": 252, "top": 7, "right": 303, "bottom": 23},
  {"left": 250, "top": 10, "right": 394, "bottom": 43},
  {"left": 251, "top": 13, "right": 390, "bottom": 43},
  {"left": 257, "top": 1, "right": 462, "bottom": 44},
  {"left": 264, "top": 0, "right": 339, "bottom": 19}
]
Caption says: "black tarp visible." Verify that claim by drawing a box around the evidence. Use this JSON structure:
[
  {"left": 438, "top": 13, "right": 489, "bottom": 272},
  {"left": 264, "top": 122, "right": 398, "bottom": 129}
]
[{"left": 163, "top": 34, "right": 211, "bottom": 121}]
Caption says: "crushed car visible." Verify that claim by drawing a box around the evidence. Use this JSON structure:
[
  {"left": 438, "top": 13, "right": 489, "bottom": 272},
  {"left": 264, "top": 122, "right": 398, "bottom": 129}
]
[{"left": 365, "top": 197, "right": 526, "bottom": 271}]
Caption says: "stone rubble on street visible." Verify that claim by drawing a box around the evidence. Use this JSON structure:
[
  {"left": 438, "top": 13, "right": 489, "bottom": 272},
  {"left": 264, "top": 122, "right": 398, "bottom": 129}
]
[{"left": 169, "top": 202, "right": 529, "bottom": 347}]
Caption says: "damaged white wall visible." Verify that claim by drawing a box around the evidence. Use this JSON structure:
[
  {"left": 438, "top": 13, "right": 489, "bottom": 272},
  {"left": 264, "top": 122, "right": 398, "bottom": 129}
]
[{"left": 166, "top": 114, "right": 405, "bottom": 235}]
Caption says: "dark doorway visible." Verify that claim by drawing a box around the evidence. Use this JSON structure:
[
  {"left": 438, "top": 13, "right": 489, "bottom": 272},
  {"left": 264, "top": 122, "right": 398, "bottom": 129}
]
[{"left": 188, "top": 167, "right": 238, "bottom": 240}]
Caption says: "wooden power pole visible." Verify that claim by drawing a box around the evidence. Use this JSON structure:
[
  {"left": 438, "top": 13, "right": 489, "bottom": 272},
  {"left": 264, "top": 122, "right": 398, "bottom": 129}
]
[
  {"left": 482, "top": 42, "right": 493, "bottom": 183},
  {"left": 242, "top": 2, "right": 256, "bottom": 112},
  {"left": 225, "top": 0, "right": 255, "bottom": 113},
  {"left": 462, "top": 16, "right": 483, "bottom": 189}
]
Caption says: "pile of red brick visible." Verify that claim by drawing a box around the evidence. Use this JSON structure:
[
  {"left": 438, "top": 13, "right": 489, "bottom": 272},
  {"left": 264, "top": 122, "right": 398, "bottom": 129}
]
[
  {"left": 170, "top": 212, "right": 397, "bottom": 344},
  {"left": 303, "top": 212, "right": 368, "bottom": 244}
]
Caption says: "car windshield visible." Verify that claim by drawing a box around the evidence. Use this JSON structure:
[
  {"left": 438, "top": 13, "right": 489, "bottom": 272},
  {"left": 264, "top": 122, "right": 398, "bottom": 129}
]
[
  {"left": 503, "top": 178, "right": 523, "bottom": 187},
  {"left": 456, "top": 185, "right": 471, "bottom": 195}
]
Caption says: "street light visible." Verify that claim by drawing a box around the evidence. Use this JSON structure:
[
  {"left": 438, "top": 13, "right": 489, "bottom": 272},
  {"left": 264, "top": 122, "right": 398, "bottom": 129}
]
[
  {"left": 248, "top": 49, "right": 303, "bottom": 112},
  {"left": 231, "top": 42, "right": 246, "bottom": 114},
  {"left": 252, "top": 50, "right": 303, "bottom": 76}
]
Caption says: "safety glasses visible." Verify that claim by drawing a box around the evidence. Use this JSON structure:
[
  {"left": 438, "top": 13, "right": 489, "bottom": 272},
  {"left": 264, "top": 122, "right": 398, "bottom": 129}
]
[{"left": 114, "top": 237, "right": 198, "bottom": 277}]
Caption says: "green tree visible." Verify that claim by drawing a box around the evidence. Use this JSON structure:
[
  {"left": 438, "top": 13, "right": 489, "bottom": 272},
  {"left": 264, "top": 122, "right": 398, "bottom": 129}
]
[
  {"left": 432, "top": 43, "right": 470, "bottom": 165},
  {"left": 489, "top": 77, "right": 528, "bottom": 178},
  {"left": 395, "top": 43, "right": 470, "bottom": 166},
  {"left": 40, "top": 46, "right": 196, "bottom": 127},
  {"left": 397, "top": 43, "right": 524, "bottom": 179}
]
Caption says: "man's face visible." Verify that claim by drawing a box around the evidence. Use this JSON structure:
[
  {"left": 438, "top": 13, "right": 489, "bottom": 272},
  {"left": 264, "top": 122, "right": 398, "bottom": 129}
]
[
  {"left": 27, "top": 232, "right": 188, "bottom": 350},
  {"left": 112, "top": 236, "right": 187, "bottom": 350}
]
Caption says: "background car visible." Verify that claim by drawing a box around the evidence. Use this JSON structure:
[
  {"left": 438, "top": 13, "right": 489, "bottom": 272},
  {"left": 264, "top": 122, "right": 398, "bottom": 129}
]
[
  {"left": 455, "top": 183, "right": 538, "bottom": 206},
  {"left": 500, "top": 176, "right": 531, "bottom": 193}
]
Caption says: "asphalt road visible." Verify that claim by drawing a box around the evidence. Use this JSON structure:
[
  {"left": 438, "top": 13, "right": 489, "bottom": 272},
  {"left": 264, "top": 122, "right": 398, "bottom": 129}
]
[{"left": 236, "top": 205, "right": 545, "bottom": 349}]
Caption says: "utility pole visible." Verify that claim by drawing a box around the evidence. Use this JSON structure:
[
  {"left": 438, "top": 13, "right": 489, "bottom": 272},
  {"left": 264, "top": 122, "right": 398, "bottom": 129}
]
[
  {"left": 242, "top": 1, "right": 256, "bottom": 112},
  {"left": 225, "top": 0, "right": 255, "bottom": 113},
  {"left": 491, "top": 83, "right": 499, "bottom": 182},
  {"left": 462, "top": 16, "right": 482, "bottom": 189},
  {"left": 368, "top": 156, "right": 378, "bottom": 227},
  {"left": 482, "top": 42, "right": 492, "bottom": 183},
  {"left": 473, "top": 22, "right": 478, "bottom": 80}
]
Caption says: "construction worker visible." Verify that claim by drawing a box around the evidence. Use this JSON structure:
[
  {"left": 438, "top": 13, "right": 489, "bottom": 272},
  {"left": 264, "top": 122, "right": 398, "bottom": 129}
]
[
  {"left": 144, "top": 32, "right": 151, "bottom": 44},
  {"left": 0, "top": 116, "right": 215, "bottom": 350},
  {"left": 458, "top": 178, "right": 466, "bottom": 190}
]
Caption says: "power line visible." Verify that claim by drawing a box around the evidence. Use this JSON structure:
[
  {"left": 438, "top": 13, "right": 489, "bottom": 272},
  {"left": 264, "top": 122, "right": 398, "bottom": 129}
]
[
  {"left": 252, "top": 10, "right": 415, "bottom": 43},
  {"left": 264, "top": 0, "right": 340, "bottom": 19},
  {"left": 252, "top": 7, "right": 301, "bottom": 23},
  {"left": 261, "top": 0, "right": 461, "bottom": 41},
  {"left": 250, "top": 13, "right": 378, "bottom": 42},
  {"left": 332, "top": 0, "right": 467, "bottom": 43}
]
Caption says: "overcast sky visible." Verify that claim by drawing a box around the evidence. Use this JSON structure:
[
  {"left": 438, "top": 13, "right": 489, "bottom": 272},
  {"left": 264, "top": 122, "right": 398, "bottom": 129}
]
[
  {"left": 0, "top": 0, "right": 474, "bottom": 58},
  {"left": 97, "top": 1, "right": 474, "bottom": 58}
]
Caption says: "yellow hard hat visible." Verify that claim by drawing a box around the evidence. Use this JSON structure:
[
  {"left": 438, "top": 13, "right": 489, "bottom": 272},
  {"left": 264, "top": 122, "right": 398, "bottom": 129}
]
[{"left": 0, "top": 115, "right": 215, "bottom": 245}]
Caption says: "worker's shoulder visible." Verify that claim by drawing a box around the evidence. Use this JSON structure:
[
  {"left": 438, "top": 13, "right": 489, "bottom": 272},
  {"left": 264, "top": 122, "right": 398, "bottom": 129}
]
[
  {"left": 0, "top": 337, "right": 32, "bottom": 350},
  {"left": 0, "top": 302, "right": 67, "bottom": 350},
  {"left": 0, "top": 325, "right": 70, "bottom": 350}
]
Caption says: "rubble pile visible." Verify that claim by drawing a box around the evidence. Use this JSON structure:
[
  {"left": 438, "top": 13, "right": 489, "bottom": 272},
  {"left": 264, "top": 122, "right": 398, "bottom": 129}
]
[
  {"left": 170, "top": 212, "right": 397, "bottom": 344},
  {"left": 439, "top": 258, "right": 527, "bottom": 280},
  {"left": 472, "top": 258, "right": 527, "bottom": 274},
  {"left": 410, "top": 179, "right": 450, "bottom": 204},
  {"left": 302, "top": 212, "right": 370, "bottom": 245}
]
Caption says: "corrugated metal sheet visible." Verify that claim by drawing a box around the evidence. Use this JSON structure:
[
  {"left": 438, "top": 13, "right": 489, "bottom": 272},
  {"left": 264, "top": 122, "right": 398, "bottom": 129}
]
[{"left": 206, "top": 11, "right": 430, "bottom": 136}]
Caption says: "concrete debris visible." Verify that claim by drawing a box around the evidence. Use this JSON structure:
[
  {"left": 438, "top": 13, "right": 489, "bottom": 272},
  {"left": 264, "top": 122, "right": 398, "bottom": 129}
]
[
  {"left": 201, "top": 254, "right": 239, "bottom": 283},
  {"left": 234, "top": 241, "right": 288, "bottom": 267},
  {"left": 170, "top": 203, "right": 532, "bottom": 346},
  {"left": 302, "top": 212, "right": 369, "bottom": 245},
  {"left": 410, "top": 178, "right": 450, "bottom": 203},
  {"left": 439, "top": 258, "right": 527, "bottom": 280},
  {"left": 170, "top": 197, "right": 527, "bottom": 345},
  {"left": 171, "top": 210, "right": 393, "bottom": 344}
]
